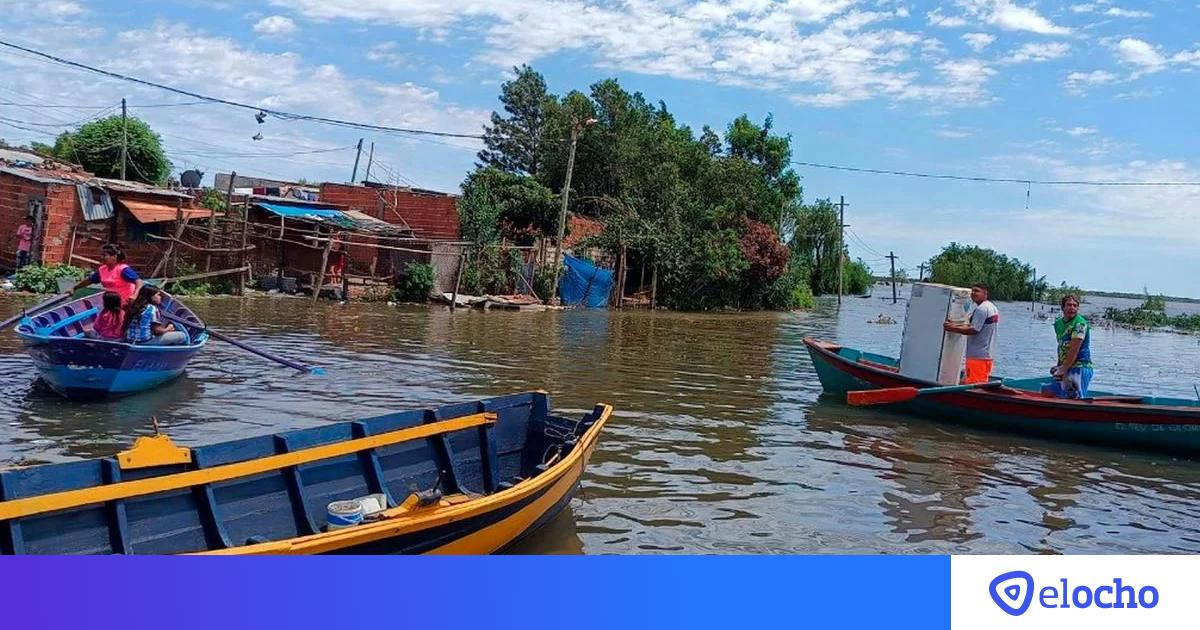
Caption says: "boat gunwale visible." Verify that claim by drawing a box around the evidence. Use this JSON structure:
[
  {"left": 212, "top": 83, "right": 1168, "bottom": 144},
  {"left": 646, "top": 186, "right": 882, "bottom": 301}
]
[
  {"left": 197, "top": 402, "right": 613, "bottom": 555},
  {"left": 13, "top": 291, "right": 208, "bottom": 351},
  {"left": 803, "top": 336, "right": 1200, "bottom": 418}
]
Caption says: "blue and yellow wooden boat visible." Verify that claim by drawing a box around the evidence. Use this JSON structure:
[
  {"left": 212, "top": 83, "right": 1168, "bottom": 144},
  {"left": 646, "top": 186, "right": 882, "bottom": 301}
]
[
  {"left": 0, "top": 392, "right": 610, "bottom": 554},
  {"left": 804, "top": 337, "right": 1200, "bottom": 456},
  {"left": 13, "top": 291, "right": 207, "bottom": 400}
]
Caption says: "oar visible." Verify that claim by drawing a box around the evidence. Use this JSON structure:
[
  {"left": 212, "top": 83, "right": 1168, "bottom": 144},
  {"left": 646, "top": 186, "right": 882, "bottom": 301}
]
[
  {"left": 848, "top": 380, "right": 1004, "bottom": 406},
  {"left": 162, "top": 313, "right": 326, "bottom": 376},
  {"left": 0, "top": 292, "right": 72, "bottom": 332}
]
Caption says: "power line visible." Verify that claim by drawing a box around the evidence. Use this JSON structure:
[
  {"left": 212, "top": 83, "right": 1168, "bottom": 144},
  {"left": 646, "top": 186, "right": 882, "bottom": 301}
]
[
  {"left": 793, "top": 160, "right": 1200, "bottom": 187},
  {"left": 0, "top": 39, "right": 485, "bottom": 140}
]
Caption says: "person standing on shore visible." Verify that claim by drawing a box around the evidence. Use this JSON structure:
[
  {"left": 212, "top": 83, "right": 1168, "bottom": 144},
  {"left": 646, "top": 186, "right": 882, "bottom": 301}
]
[
  {"left": 943, "top": 282, "right": 1000, "bottom": 384},
  {"left": 14, "top": 215, "right": 34, "bottom": 269}
]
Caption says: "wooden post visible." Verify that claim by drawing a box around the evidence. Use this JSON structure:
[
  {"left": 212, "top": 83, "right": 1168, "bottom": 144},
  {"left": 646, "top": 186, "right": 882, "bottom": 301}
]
[
  {"left": 650, "top": 262, "right": 657, "bottom": 310},
  {"left": 450, "top": 246, "right": 466, "bottom": 312},
  {"left": 617, "top": 244, "right": 627, "bottom": 309},
  {"left": 312, "top": 229, "right": 334, "bottom": 304},
  {"left": 208, "top": 170, "right": 235, "bottom": 272},
  {"left": 837, "top": 195, "right": 847, "bottom": 306},
  {"left": 171, "top": 199, "right": 183, "bottom": 277},
  {"left": 238, "top": 198, "right": 249, "bottom": 295}
]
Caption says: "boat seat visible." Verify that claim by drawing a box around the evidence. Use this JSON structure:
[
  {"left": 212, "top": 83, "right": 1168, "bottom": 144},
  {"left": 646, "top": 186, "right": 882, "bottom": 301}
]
[{"left": 35, "top": 307, "right": 98, "bottom": 337}]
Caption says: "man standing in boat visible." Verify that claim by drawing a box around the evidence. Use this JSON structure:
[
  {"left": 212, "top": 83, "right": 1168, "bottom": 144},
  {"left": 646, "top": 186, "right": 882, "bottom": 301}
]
[
  {"left": 942, "top": 282, "right": 999, "bottom": 384},
  {"left": 1042, "top": 294, "right": 1092, "bottom": 399}
]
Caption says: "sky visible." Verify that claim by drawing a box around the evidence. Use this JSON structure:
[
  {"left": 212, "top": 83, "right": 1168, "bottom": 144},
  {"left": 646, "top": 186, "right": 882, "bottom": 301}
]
[{"left": 0, "top": 0, "right": 1197, "bottom": 295}]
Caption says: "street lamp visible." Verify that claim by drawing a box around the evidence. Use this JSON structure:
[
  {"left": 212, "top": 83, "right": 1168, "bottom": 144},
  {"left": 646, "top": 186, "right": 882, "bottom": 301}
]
[{"left": 549, "top": 116, "right": 598, "bottom": 305}]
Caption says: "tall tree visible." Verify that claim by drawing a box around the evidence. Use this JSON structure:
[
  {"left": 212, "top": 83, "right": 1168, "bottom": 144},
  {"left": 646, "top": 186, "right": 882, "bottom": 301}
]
[
  {"left": 50, "top": 116, "right": 170, "bottom": 184},
  {"left": 478, "top": 65, "right": 554, "bottom": 177}
]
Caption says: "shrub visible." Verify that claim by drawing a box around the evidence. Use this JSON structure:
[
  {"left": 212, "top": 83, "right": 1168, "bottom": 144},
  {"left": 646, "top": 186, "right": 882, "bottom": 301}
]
[
  {"left": 11, "top": 264, "right": 88, "bottom": 294},
  {"left": 395, "top": 262, "right": 435, "bottom": 302}
]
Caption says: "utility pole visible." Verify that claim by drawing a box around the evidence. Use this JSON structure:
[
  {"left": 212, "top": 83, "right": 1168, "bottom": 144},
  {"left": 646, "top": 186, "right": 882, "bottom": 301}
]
[
  {"left": 918, "top": 263, "right": 926, "bottom": 283},
  {"left": 1031, "top": 267, "right": 1037, "bottom": 311},
  {"left": 887, "top": 251, "right": 898, "bottom": 304},
  {"left": 364, "top": 142, "right": 375, "bottom": 183},
  {"left": 550, "top": 117, "right": 596, "bottom": 304},
  {"left": 350, "top": 138, "right": 363, "bottom": 184},
  {"left": 837, "top": 195, "right": 847, "bottom": 305},
  {"left": 119, "top": 98, "right": 127, "bottom": 181}
]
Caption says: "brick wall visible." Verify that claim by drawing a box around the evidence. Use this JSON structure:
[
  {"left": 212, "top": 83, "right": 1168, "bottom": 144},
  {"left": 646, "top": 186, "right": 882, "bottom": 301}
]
[
  {"left": 319, "top": 183, "right": 460, "bottom": 241},
  {"left": 0, "top": 172, "right": 48, "bottom": 268}
]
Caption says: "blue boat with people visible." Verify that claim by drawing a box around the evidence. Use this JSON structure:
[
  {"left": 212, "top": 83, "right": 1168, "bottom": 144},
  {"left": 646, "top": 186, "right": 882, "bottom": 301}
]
[{"left": 12, "top": 289, "right": 208, "bottom": 400}]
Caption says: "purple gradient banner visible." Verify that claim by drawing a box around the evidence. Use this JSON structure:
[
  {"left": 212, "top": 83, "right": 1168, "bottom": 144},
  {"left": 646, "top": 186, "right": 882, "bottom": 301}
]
[{"left": 0, "top": 556, "right": 948, "bottom": 629}]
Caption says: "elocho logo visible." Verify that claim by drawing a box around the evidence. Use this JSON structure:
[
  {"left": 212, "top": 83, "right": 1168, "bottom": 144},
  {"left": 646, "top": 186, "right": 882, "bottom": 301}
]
[{"left": 989, "top": 570, "right": 1159, "bottom": 616}]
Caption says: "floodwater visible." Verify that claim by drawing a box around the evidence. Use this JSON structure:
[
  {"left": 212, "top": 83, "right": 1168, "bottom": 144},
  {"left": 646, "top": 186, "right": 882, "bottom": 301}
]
[{"left": 2, "top": 286, "right": 1200, "bottom": 554}]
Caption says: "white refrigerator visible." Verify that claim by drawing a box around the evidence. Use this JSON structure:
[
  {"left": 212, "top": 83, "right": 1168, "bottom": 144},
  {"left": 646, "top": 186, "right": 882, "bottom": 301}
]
[{"left": 898, "top": 283, "right": 974, "bottom": 385}]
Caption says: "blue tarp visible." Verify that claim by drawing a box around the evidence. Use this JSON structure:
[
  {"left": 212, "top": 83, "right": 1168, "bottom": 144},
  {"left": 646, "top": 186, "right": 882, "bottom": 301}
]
[
  {"left": 255, "top": 202, "right": 353, "bottom": 227},
  {"left": 560, "top": 255, "right": 613, "bottom": 308}
]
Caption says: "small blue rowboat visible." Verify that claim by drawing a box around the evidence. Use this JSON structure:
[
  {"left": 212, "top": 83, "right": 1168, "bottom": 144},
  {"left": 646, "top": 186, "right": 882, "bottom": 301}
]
[
  {"left": 0, "top": 392, "right": 611, "bottom": 555},
  {"left": 14, "top": 292, "right": 208, "bottom": 400}
]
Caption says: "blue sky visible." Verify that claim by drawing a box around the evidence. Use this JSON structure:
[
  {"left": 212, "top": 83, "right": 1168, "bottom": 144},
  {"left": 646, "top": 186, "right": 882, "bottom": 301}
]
[{"left": 1, "top": 0, "right": 1198, "bottom": 295}]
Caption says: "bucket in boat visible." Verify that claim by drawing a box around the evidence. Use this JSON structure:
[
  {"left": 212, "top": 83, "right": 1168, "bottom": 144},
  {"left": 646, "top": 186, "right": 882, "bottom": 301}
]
[{"left": 326, "top": 500, "right": 364, "bottom": 530}]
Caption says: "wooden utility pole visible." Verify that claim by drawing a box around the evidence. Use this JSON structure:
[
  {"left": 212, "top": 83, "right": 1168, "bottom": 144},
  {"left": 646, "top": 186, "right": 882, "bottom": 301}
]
[
  {"left": 887, "top": 251, "right": 898, "bottom": 304},
  {"left": 1031, "top": 267, "right": 1037, "bottom": 311},
  {"left": 364, "top": 142, "right": 375, "bottom": 183},
  {"left": 119, "top": 98, "right": 127, "bottom": 181},
  {"left": 837, "top": 195, "right": 847, "bottom": 305},
  {"left": 550, "top": 118, "right": 595, "bottom": 304},
  {"left": 350, "top": 138, "right": 364, "bottom": 184},
  {"left": 918, "top": 263, "right": 926, "bottom": 282}
]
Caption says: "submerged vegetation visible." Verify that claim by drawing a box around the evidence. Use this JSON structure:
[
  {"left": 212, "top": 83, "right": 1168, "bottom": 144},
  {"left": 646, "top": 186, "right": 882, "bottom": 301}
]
[{"left": 1104, "top": 293, "right": 1200, "bottom": 332}]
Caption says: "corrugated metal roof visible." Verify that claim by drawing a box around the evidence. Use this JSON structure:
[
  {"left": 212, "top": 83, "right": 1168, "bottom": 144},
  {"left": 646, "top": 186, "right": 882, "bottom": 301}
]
[
  {"left": 120, "top": 199, "right": 212, "bottom": 224},
  {"left": 339, "top": 209, "right": 412, "bottom": 236},
  {"left": 0, "top": 167, "right": 73, "bottom": 184}
]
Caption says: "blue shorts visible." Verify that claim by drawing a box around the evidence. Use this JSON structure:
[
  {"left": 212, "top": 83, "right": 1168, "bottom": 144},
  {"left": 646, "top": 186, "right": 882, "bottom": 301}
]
[{"left": 1041, "top": 367, "right": 1094, "bottom": 399}]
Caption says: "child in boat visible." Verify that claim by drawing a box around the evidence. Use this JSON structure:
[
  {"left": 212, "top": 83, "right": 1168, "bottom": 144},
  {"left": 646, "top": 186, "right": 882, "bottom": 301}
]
[
  {"left": 87, "top": 291, "right": 126, "bottom": 340},
  {"left": 68, "top": 243, "right": 143, "bottom": 306},
  {"left": 124, "top": 286, "right": 187, "bottom": 346}
]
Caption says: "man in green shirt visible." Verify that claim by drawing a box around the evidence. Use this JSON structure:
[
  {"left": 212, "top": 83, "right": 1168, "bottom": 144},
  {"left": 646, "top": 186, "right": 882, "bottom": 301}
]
[{"left": 1041, "top": 294, "right": 1093, "bottom": 399}]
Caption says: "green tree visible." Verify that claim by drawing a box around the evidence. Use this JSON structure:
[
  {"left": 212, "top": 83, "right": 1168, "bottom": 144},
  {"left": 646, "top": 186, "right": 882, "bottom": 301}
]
[
  {"left": 927, "top": 243, "right": 1038, "bottom": 301},
  {"left": 789, "top": 199, "right": 842, "bottom": 294},
  {"left": 458, "top": 167, "right": 558, "bottom": 244},
  {"left": 49, "top": 116, "right": 170, "bottom": 184},
  {"left": 478, "top": 65, "right": 555, "bottom": 177}
]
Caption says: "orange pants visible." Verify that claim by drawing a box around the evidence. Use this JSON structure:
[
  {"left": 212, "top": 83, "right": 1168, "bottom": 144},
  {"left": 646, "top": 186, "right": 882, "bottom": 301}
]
[{"left": 964, "top": 358, "right": 993, "bottom": 384}]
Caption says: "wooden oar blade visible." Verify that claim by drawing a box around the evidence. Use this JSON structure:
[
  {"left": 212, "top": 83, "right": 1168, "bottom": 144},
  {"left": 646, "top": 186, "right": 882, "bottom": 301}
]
[{"left": 847, "top": 387, "right": 920, "bottom": 406}]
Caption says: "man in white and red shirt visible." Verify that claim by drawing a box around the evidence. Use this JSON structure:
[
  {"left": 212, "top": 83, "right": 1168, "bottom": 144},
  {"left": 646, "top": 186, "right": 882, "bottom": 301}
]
[
  {"left": 15, "top": 215, "right": 33, "bottom": 268},
  {"left": 943, "top": 282, "right": 1000, "bottom": 384}
]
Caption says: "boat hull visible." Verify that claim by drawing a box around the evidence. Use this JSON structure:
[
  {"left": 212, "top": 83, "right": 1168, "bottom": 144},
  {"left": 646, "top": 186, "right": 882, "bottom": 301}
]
[
  {"left": 20, "top": 335, "right": 204, "bottom": 400},
  {"left": 804, "top": 337, "right": 1200, "bottom": 456},
  {"left": 0, "top": 392, "right": 610, "bottom": 555},
  {"left": 13, "top": 290, "right": 208, "bottom": 400}
]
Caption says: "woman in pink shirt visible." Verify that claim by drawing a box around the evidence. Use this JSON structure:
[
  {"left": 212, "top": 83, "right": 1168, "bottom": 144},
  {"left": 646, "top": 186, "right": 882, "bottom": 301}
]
[{"left": 88, "top": 291, "right": 126, "bottom": 340}]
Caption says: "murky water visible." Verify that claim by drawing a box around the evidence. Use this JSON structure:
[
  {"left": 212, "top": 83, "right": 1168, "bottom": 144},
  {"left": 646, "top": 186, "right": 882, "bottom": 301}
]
[{"left": 2, "top": 286, "right": 1200, "bottom": 554}]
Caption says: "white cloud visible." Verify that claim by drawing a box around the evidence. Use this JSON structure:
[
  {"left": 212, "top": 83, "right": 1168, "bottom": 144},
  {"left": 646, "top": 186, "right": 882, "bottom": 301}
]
[
  {"left": 1115, "top": 37, "right": 1167, "bottom": 73},
  {"left": 928, "top": 8, "right": 969, "bottom": 27},
  {"left": 961, "top": 32, "right": 996, "bottom": 51},
  {"left": 1170, "top": 49, "right": 1200, "bottom": 66},
  {"left": 1064, "top": 69, "right": 1119, "bottom": 94},
  {"left": 1070, "top": 4, "right": 1153, "bottom": 18},
  {"left": 0, "top": 0, "right": 86, "bottom": 18},
  {"left": 959, "top": 0, "right": 1071, "bottom": 35},
  {"left": 1062, "top": 125, "right": 1097, "bottom": 136},
  {"left": 1003, "top": 41, "right": 1070, "bottom": 64},
  {"left": 935, "top": 126, "right": 973, "bottom": 138},
  {"left": 0, "top": 21, "right": 487, "bottom": 191},
  {"left": 270, "top": 0, "right": 998, "bottom": 108},
  {"left": 253, "top": 15, "right": 297, "bottom": 37},
  {"left": 366, "top": 42, "right": 408, "bottom": 67}
]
